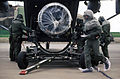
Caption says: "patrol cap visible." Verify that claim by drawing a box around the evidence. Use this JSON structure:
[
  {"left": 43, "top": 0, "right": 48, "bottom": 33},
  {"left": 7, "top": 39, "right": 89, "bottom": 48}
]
[{"left": 16, "top": 14, "right": 24, "bottom": 22}]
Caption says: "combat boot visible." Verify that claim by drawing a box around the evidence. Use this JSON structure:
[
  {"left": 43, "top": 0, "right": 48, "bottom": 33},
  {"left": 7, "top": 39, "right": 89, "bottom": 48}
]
[
  {"left": 78, "top": 67, "right": 93, "bottom": 73},
  {"left": 104, "top": 57, "right": 111, "bottom": 71}
]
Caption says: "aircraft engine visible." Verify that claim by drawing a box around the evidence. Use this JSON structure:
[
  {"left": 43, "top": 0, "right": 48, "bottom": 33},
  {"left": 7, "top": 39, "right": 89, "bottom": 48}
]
[
  {"left": 38, "top": 2, "right": 72, "bottom": 35},
  {"left": 24, "top": 0, "right": 79, "bottom": 42}
]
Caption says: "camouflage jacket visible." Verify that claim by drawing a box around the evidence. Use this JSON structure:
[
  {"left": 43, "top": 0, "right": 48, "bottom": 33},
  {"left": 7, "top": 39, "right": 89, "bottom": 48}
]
[{"left": 9, "top": 19, "right": 32, "bottom": 36}]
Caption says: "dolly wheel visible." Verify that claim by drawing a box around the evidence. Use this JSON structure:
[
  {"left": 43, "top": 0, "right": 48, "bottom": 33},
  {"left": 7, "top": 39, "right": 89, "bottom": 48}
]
[{"left": 17, "top": 51, "right": 28, "bottom": 69}]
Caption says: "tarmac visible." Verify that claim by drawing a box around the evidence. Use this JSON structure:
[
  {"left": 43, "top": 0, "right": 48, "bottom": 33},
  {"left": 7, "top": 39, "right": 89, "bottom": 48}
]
[{"left": 0, "top": 42, "right": 120, "bottom": 79}]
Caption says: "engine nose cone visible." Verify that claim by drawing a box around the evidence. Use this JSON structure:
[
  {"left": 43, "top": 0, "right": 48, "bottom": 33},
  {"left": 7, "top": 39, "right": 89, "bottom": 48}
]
[{"left": 38, "top": 2, "right": 72, "bottom": 35}]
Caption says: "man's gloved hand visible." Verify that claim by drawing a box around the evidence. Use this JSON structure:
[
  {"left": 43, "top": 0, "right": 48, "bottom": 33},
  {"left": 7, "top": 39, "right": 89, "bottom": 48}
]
[
  {"left": 29, "top": 30, "right": 36, "bottom": 37},
  {"left": 81, "top": 35, "right": 88, "bottom": 38},
  {"left": 100, "top": 43, "right": 105, "bottom": 47},
  {"left": 81, "top": 34, "right": 91, "bottom": 40},
  {"left": 23, "top": 32, "right": 28, "bottom": 36}
]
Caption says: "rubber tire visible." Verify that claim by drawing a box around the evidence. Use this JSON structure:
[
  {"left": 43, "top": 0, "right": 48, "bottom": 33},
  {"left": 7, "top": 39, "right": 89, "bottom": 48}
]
[
  {"left": 79, "top": 53, "right": 86, "bottom": 69},
  {"left": 17, "top": 51, "right": 28, "bottom": 69}
]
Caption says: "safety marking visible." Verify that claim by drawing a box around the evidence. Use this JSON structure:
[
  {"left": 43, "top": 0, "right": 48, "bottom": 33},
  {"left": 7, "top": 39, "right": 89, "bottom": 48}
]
[
  {"left": 99, "top": 71, "right": 112, "bottom": 79},
  {"left": 94, "top": 67, "right": 113, "bottom": 79}
]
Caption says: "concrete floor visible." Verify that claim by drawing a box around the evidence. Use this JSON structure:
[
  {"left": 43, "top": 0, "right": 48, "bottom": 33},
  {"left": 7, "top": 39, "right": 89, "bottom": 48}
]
[{"left": 0, "top": 43, "right": 120, "bottom": 79}]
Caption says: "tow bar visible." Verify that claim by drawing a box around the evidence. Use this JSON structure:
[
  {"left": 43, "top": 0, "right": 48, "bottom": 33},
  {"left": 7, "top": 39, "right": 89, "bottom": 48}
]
[{"left": 19, "top": 57, "right": 52, "bottom": 75}]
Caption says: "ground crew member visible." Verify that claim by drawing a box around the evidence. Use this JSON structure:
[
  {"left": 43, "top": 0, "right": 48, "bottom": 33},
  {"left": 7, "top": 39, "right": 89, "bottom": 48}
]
[
  {"left": 75, "top": 18, "right": 85, "bottom": 53},
  {"left": 98, "top": 16, "right": 111, "bottom": 59},
  {"left": 78, "top": 10, "right": 111, "bottom": 72},
  {"left": 9, "top": 14, "right": 32, "bottom": 61}
]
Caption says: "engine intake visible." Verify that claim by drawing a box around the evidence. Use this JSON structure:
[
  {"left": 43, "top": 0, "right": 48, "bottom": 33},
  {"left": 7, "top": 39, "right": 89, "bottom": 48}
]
[{"left": 38, "top": 2, "right": 72, "bottom": 35}]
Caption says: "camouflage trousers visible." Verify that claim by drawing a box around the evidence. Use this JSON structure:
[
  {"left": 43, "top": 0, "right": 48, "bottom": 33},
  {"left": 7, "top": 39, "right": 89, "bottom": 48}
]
[
  {"left": 9, "top": 35, "right": 22, "bottom": 60},
  {"left": 83, "top": 39, "right": 106, "bottom": 68},
  {"left": 101, "top": 40, "right": 110, "bottom": 58}
]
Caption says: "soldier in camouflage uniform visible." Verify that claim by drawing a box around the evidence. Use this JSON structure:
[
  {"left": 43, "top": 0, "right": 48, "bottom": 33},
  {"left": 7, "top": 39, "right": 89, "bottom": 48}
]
[
  {"left": 78, "top": 10, "right": 111, "bottom": 72},
  {"left": 98, "top": 16, "right": 111, "bottom": 59},
  {"left": 9, "top": 14, "right": 32, "bottom": 61}
]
